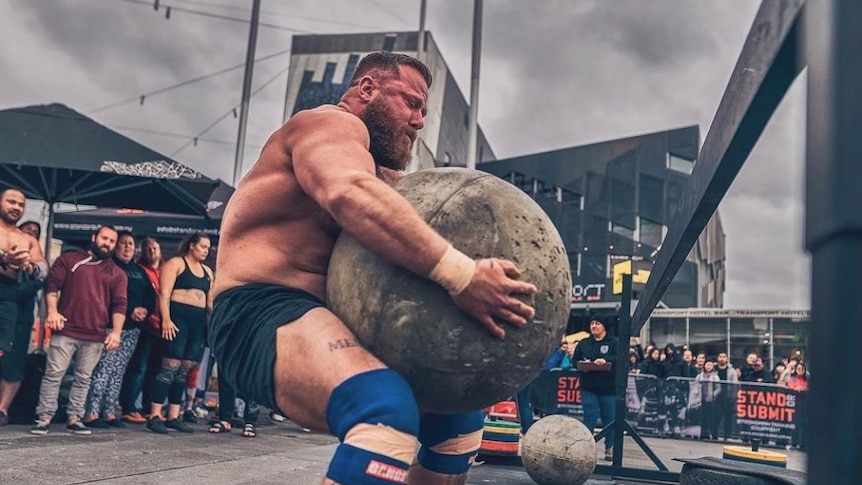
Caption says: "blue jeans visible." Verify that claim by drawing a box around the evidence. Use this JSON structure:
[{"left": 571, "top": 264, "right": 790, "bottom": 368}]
[
  {"left": 580, "top": 390, "right": 616, "bottom": 450},
  {"left": 515, "top": 384, "right": 534, "bottom": 434}
]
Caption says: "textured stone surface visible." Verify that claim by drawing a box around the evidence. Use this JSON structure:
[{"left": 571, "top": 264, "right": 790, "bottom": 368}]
[
  {"left": 521, "top": 415, "right": 598, "bottom": 485},
  {"left": 327, "top": 168, "right": 571, "bottom": 413}
]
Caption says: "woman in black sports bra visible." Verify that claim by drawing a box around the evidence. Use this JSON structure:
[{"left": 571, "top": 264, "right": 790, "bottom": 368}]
[{"left": 145, "top": 233, "right": 213, "bottom": 435}]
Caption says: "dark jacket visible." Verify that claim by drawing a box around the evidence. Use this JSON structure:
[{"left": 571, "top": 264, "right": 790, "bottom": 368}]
[
  {"left": 572, "top": 335, "right": 618, "bottom": 395},
  {"left": 113, "top": 257, "right": 157, "bottom": 331},
  {"left": 639, "top": 358, "right": 666, "bottom": 379}
]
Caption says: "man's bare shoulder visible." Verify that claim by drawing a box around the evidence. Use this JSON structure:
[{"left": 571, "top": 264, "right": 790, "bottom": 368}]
[{"left": 284, "top": 104, "right": 368, "bottom": 141}]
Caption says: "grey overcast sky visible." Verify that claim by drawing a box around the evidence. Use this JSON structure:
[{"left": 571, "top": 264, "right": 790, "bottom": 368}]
[{"left": 0, "top": 0, "right": 809, "bottom": 309}]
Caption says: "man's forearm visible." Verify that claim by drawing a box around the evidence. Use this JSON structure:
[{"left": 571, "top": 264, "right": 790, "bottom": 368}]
[
  {"left": 45, "top": 292, "right": 59, "bottom": 313},
  {"left": 111, "top": 313, "right": 125, "bottom": 333},
  {"left": 326, "top": 175, "right": 451, "bottom": 276}
]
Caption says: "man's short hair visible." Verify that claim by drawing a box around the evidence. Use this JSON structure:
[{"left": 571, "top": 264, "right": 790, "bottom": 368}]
[
  {"left": 116, "top": 230, "right": 135, "bottom": 242},
  {"left": 93, "top": 225, "right": 117, "bottom": 237},
  {"left": 0, "top": 187, "right": 25, "bottom": 199},
  {"left": 348, "top": 51, "right": 432, "bottom": 88}
]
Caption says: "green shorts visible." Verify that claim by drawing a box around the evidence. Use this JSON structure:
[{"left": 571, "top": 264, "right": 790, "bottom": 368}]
[{"left": 208, "top": 284, "right": 325, "bottom": 414}]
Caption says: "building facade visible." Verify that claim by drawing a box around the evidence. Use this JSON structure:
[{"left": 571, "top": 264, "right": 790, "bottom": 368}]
[
  {"left": 283, "top": 31, "right": 497, "bottom": 171},
  {"left": 282, "top": 31, "right": 731, "bottom": 339},
  {"left": 645, "top": 308, "right": 809, "bottom": 371},
  {"left": 479, "top": 126, "right": 727, "bottom": 333}
]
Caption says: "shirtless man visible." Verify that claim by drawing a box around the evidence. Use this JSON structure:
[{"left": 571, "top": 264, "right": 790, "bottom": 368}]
[
  {"left": 0, "top": 189, "right": 46, "bottom": 426},
  {"left": 209, "top": 52, "right": 537, "bottom": 484},
  {"left": 0, "top": 189, "right": 46, "bottom": 357}
]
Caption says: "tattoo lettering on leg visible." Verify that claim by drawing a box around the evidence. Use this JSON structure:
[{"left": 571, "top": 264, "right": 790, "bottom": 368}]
[{"left": 327, "top": 338, "right": 359, "bottom": 352}]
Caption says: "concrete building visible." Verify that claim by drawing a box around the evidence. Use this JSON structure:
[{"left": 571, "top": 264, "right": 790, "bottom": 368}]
[{"left": 283, "top": 31, "right": 497, "bottom": 172}]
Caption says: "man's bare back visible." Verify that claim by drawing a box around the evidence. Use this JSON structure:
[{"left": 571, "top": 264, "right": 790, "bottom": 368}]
[{"left": 214, "top": 105, "right": 346, "bottom": 302}]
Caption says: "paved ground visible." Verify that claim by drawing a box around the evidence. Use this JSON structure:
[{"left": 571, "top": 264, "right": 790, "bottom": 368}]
[{"left": 0, "top": 417, "right": 807, "bottom": 484}]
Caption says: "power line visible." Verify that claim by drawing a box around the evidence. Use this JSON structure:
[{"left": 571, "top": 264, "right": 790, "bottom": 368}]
[
  {"left": 171, "top": 65, "right": 289, "bottom": 157},
  {"left": 364, "top": 0, "right": 412, "bottom": 26},
  {"left": 90, "top": 48, "right": 291, "bottom": 113},
  {"left": 108, "top": 0, "right": 313, "bottom": 32},
  {"left": 168, "top": 0, "right": 401, "bottom": 30},
  {"left": 108, "top": 124, "right": 262, "bottom": 149}
]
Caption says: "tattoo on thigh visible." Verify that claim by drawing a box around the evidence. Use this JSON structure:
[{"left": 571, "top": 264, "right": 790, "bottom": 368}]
[{"left": 327, "top": 338, "right": 359, "bottom": 352}]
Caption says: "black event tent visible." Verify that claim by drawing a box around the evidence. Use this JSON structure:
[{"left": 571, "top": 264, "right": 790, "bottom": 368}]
[
  {"left": 52, "top": 208, "right": 223, "bottom": 262},
  {"left": 0, "top": 103, "right": 225, "bottom": 258}
]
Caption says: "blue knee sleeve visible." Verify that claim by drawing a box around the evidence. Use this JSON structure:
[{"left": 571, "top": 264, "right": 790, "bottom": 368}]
[
  {"left": 326, "top": 369, "right": 420, "bottom": 485},
  {"left": 417, "top": 410, "right": 485, "bottom": 475}
]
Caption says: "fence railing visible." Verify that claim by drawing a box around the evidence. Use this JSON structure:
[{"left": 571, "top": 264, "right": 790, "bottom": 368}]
[{"left": 529, "top": 370, "right": 807, "bottom": 449}]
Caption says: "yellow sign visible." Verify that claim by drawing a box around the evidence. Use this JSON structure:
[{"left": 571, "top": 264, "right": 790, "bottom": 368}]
[{"left": 613, "top": 260, "right": 651, "bottom": 294}]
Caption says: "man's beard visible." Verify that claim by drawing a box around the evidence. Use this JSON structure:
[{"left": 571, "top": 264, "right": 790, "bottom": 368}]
[
  {"left": 361, "top": 97, "right": 413, "bottom": 171},
  {"left": 0, "top": 210, "right": 21, "bottom": 225},
  {"left": 89, "top": 242, "right": 111, "bottom": 260}
]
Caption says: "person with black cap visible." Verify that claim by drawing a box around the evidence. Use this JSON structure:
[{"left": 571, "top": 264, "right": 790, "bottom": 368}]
[{"left": 572, "top": 316, "right": 619, "bottom": 461}]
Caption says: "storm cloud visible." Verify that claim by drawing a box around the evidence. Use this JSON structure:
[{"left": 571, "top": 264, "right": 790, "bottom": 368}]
[{"left": 0, "top": 0, "right": 809, "bottom": 308}]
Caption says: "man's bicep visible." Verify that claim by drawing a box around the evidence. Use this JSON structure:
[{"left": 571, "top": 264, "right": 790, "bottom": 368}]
[{"left": 291, "top": 114, "right": 376, "bottom": 203}]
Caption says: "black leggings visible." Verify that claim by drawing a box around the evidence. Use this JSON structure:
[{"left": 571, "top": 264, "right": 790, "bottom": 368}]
[
  {"left": 151, "top": 302, "right": 207, "bottom": 407},
  {"left": 162, "top": 301, "right": 206, "bottom": 361}
]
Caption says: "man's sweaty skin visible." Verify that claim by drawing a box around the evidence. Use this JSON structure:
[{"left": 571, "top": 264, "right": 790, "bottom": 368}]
[
  {"left": 213, "top": 60, "right": 536, "bottom": 485},
  {"left": 213, "top": 69, "right": 536, "bottom": 337}
]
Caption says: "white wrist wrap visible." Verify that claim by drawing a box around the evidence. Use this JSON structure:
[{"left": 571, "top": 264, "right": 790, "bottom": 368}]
[{"left": 428, "top": 245, "right": 476, "bottom": 295}]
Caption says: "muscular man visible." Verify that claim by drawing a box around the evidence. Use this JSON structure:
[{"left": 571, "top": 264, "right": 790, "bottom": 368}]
[
  {"left": 0, "top": 190, "right": 47, "bottom": 425},
  {"left": 209, "top": 52, "right": 536, "bottom": 485}
]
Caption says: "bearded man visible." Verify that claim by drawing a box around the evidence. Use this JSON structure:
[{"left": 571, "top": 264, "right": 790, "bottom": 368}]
[
  {"left": 0, "top": 188, "right": 47, "bottom": 425},
  {"left": 30, "top": 225, "right": 127, "bottom": 436},
  {"left": 209, "top": 52, "right": 536, "bottom": 484}
]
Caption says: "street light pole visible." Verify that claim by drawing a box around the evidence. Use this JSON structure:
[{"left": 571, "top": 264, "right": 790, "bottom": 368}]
[
  {"left": 466, "top": 0, "right": 483, "bottom": 170},
  {"left": 233, "top": 0, "right": 261, "bottom": 187}
]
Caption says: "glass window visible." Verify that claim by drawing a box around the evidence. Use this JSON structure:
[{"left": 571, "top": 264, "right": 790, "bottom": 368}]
[
  {"left": 610, "top": 222, "right": 634, "bottom": 239},
  {"left": 648, "top": 317, "right": 687, "bottom": 349},
  {"left": 639, "top": 217, "right": 664, "bottom": 248},
  {"left": 560, "top": 187, "right": 581, "bottom": 206},
  {"left": 666, "top": 177, "right": 686, "bottom": 222},
  {"left": 609, "top": 232, "right": 634, "bottom": 256},
  {"left": 729, "top": 317, "right": 770, "bottom": 370},
  {"left": 610, "top": 179, "right": 636, "bottom": 228},
  {"left": 638, "top": 174, "right": 664, "bottom": 222},
  {"left": 608, "top": 150, "right": 637, "bottom": 184},
  {"left": 772, "top": 317, "right": 809, "bottom": 365},
  {"left": 689, "top": 317, "right": 728, "bottom": 359},
  {"left": 586, "top": 172, "right": 610, "bottom": 216},
  {"left": 668, "top": 153, "right": 694, "bottom": 174},
  {"left": 580, "top": 252, "right": 607, "bottom": 283},
  {"left": 560, "top": 209, "right": 581, "bottom": 249}
]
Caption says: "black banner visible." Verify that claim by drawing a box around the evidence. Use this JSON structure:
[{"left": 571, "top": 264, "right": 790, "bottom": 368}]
[
  {"left": 735, "top": 382, "right": 804, "bottom": 445},
  {"left": 530, "top": 371, "right": 808, "bottom": 447}
]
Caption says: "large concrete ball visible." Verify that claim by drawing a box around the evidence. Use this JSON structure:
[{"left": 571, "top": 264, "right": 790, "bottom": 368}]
[
  {"left": 326, "top": 168, "right": 571, "bottom": 414},
  {"left": 521, "top": 415, "right": 597, "bottom": 485}
]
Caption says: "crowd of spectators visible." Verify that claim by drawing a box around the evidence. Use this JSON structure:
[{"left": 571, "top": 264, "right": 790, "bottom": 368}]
[{"left": 0, "top": 191, "right": 283, "bottom": 438}]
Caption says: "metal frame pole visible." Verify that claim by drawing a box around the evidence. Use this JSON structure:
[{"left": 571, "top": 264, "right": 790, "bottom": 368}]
[{"left": 805, "top": 1, "right": 862, "bottom": 483}]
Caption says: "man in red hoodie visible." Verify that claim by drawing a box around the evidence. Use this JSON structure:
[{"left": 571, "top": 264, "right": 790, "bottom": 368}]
[{"left": 30, "top": 225, "right": 128, "bottom": 435}]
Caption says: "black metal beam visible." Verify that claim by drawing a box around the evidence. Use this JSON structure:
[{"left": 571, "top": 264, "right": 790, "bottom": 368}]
[
  {"left": 805, "top": 1, "right": 862, "bottom": 484},
  {"left": 632, "top": 0, "right": 806, "bottom": 333},
  {"left": 612, "top": 274, "right": 632, "bottom": 466}
]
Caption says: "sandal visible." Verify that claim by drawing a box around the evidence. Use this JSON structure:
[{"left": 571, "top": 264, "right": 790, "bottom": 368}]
[
  {"left": 242, "top": 423, "right": 257, "bottom": 438},
  {"left": 208, "top": 421, "right": 231, "bottom": 434}
]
